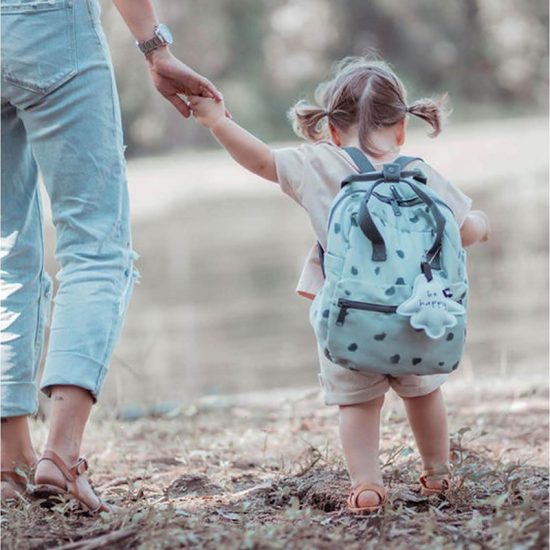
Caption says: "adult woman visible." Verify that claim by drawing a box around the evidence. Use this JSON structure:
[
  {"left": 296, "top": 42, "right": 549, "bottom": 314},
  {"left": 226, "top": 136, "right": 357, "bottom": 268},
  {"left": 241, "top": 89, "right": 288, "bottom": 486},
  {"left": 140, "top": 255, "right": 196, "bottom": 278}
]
[{"left": 1, "top": 0, "right": 219, "bottom": 512}]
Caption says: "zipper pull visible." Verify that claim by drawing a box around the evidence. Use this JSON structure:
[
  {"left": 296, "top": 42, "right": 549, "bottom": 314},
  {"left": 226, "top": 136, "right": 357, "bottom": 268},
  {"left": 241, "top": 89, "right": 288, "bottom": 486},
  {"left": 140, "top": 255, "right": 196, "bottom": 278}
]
[
  {"left": 389, "top": 186, "right": 402, "bottom": 216},
  {"left": 390, "top": 185, "right": 403, "bottom": 201},
  {"left": 336, "top": 300, "right": 348, "bottom": 326}
]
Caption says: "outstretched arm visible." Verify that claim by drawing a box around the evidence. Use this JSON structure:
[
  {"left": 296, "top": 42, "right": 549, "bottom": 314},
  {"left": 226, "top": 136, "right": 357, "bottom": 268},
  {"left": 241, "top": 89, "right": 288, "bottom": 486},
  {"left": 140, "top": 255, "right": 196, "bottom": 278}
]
[
  {"left": 189, "top": 96, "right": 278, "bottom": 183},
  {"left": 112, "top": 0, "right": 221, "bottom": 117},
  {"left": 460, "top": 210, "right": 490, "bottom": 246}
]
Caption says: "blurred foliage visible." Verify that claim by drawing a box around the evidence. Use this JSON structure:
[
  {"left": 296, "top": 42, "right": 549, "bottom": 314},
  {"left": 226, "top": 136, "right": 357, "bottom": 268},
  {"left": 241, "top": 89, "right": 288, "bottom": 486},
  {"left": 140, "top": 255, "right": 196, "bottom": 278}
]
[{"left": 100, "top": 0, "right": 549, "bottom": 155}]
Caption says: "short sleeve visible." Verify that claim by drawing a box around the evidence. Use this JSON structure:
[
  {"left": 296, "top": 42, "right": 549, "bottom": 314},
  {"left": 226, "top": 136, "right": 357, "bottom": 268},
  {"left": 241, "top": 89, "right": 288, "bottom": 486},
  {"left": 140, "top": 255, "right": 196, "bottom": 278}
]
[
  {"left": 414, "top": 162, "right": 472, "bottom": 227},
  {"left": 273, "top": 145, "right": 308, "bottom": 204}
]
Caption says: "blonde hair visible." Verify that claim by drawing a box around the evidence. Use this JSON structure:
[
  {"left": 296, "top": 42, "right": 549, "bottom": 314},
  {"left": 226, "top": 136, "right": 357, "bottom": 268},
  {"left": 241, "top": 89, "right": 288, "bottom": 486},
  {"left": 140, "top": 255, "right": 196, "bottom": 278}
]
[{"left": 289, "top": 56, "right": 449, "bottom": 158}]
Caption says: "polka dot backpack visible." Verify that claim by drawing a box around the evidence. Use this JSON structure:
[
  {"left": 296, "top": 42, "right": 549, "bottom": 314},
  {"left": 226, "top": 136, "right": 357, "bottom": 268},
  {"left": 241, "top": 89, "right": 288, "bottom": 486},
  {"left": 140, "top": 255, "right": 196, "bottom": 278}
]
[{"left": 310, "top": 147, "right": 469, "bottom": 375}]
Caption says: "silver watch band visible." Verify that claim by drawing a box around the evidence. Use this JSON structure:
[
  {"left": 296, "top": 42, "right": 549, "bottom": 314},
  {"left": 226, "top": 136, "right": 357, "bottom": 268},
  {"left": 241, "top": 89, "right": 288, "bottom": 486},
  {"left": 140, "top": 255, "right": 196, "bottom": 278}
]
[
  {"left": 137, "top": 25, "right": 172, "bottom": 55},
  {"left": 138, "top": 36, "right": 164, "bottom": 55}
]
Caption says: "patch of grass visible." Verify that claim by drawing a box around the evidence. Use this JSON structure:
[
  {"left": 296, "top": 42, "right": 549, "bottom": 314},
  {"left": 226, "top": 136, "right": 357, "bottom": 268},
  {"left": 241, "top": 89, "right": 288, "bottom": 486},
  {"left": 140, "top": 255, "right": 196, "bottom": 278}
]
[{"left": 2, "top": 386, "right": 548, "bottom": 549}]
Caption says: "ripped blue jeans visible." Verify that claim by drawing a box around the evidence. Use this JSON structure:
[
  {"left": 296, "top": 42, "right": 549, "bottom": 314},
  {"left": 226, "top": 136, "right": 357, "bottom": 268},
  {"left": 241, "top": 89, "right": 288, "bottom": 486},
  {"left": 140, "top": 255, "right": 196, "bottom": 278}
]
[{"left": 1, "top": 0, "right": 137, "bottom": 416}]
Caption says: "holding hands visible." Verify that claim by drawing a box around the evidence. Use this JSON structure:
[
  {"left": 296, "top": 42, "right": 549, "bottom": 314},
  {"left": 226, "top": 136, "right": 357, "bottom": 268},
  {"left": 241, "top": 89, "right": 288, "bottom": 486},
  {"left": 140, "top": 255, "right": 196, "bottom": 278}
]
[
  {"left": 188, "top": 94, "right": 228, "bottom": 129},
  {"left": 146, "top": 49, "right": 222, "bottom": 118}
]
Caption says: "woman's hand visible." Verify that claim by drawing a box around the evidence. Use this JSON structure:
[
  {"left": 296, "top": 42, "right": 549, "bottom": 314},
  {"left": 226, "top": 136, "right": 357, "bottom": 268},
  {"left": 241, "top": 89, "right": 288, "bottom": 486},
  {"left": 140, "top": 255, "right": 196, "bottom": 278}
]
[
  {"left": 147, "top": 48, "right": 222, "bottom": 118},
  {"left": 188, "top": 95, "right": 227, "bottom": 129}
]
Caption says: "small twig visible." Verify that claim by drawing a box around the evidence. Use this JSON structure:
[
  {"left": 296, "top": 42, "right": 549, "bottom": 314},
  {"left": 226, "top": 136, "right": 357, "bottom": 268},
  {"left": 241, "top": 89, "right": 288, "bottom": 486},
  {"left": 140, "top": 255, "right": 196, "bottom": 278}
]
[
  {"left": 56, "top": 526, "right": 138, "bottom": 550},
  {"left": 229, "top": 482, "right": 273, "bottom": 500},
  {"left": 97, "top": 475, "right": 149, "bottom": 490}
]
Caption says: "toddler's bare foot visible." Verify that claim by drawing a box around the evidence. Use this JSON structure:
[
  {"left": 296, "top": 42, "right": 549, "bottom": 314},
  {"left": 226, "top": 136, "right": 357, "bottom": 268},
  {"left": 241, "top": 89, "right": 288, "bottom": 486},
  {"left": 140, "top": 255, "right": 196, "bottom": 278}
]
[
  {"left": 419, "top": 465, "right": 450, "bottom": 496},
  {"left": 357, "top": 488, "right": 384, "bottom": 508},
  {"left": 348, "top": 481, "right": 387, "bottom": 512}
]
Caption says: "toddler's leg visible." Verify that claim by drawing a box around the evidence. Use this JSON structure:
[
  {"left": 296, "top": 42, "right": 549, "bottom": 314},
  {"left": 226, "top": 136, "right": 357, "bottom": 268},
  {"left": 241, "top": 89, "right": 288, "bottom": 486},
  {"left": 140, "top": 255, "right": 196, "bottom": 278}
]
[
  {"left": 339, "top": 395, "right": 385, "bottom": 507},
  {"left": 402, "top": 387, "right": 449, "bottom": 490}
]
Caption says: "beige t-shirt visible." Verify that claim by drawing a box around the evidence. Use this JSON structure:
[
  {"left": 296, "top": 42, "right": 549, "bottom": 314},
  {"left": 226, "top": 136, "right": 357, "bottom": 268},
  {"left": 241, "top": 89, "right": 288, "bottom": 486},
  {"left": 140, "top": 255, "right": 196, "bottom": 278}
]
[{"left": 273, "top": 141, "right": 472, "bottom": 299}]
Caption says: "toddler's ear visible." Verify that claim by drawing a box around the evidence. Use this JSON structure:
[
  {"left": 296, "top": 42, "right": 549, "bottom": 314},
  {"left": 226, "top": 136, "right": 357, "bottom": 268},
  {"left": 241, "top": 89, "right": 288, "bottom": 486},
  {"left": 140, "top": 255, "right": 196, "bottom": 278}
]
[
  {"left": 329, "top": 124, "right": 342, "bottom": 147},
  {"left": 396, "top": 118, "right": 407, "bottom": 146}
]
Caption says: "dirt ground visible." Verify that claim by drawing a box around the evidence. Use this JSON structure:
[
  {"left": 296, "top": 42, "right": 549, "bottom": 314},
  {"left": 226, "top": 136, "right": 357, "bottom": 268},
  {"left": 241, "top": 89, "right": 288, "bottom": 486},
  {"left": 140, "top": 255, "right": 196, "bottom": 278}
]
[{"left": 2, "top": 374, "right": 548, "bottom": 549}]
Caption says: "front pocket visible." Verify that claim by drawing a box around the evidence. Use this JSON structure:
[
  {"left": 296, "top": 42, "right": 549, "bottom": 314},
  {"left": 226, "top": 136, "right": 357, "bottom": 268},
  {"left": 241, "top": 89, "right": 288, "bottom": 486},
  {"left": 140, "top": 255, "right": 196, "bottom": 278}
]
[
  {"left": 325, "top": 280, "right": 467, "bottom": 375},
  {"left": 1, "top": 0, "right": 77, "bottom": 95},
  {"left": 336, "top": 299, "right": 397, "bottom": 325}
]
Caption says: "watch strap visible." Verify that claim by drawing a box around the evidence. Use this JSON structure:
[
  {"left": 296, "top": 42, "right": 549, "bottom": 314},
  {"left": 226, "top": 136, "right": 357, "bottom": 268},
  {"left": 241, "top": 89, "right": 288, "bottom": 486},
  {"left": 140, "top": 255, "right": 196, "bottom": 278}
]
[
  {"left": 138, "top": 35, "right": 164, "bottom": 54},
  {"left": 138, "top": 26, "right": 170, "bottom": 55}
]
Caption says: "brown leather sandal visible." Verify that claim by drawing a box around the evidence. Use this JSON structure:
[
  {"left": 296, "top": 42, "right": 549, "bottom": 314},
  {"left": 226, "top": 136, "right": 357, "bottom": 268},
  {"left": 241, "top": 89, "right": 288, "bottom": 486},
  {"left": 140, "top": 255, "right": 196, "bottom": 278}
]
[
  {"left": 1, "top": 469, "right": 28, "bottom": 502},
  {"left": 419, "top": 465, "right": 451, "bottom": 497},
  {"left": 32, "top": 450, "right": 112, "bottom": 514},
  {"left": 347, "top": 483, "right": 387, "bottom": 513}
]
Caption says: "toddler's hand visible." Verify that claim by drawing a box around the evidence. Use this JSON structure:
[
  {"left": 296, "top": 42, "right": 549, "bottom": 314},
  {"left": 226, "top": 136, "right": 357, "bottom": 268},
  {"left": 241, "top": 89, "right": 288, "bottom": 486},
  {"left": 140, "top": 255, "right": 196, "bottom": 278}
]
[
  {"left": 471, "top": 210, "right": 490, "bottom": 242},
  {"left": 189, "top": 95, "right": 227, "bottom": 129}
]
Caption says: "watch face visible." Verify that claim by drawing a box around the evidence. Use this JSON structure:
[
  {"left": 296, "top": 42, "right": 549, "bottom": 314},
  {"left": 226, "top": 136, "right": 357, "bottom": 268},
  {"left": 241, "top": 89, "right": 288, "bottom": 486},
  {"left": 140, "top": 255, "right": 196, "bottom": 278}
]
[{"left": 156, "top": 24, "right": 173, "bottom": 45}]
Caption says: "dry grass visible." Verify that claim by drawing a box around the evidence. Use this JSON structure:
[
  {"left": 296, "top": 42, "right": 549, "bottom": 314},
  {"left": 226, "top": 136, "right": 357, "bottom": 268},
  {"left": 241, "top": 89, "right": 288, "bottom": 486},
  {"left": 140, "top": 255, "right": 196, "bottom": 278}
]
[{"left": 2, "top": 380, "right": 548, "bottom": 549}]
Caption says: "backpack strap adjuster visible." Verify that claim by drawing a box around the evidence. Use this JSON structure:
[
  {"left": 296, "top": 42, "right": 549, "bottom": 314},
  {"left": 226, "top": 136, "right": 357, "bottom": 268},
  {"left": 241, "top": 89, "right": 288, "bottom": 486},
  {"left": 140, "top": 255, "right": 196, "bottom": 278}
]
[{"left": 383, "top": 163, "right": 400, "bottom": 182}]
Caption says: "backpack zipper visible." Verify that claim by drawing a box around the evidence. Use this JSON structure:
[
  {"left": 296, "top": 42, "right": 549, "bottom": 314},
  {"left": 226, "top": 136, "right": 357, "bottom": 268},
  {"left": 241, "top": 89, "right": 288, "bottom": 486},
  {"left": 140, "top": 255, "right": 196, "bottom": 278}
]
[
  {"left": 389, "top": 186, "right": 402, "bottom": 216},
  {"left": 336, "top": 298, "right": 398, "bottom": 325}
]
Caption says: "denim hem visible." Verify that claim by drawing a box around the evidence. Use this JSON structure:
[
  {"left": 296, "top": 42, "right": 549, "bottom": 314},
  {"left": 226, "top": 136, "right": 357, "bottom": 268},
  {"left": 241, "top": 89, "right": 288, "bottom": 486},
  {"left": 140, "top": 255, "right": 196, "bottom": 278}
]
[
  {"left": 0, "top": 381, "right": 38, "bottom": 417},
  {"left": 40, "top": 352, "right": 107, "bottom": 402}
]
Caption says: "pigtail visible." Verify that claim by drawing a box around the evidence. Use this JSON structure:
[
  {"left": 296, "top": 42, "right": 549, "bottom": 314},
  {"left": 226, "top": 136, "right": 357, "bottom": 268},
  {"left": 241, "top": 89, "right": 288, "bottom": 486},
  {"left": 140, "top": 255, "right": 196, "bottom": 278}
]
[
  {"left": 407, "top": 94, "right": 450, "bottom": 137},
  {"left": 289, "top": 100, "right": 329, "bottom": 142}
]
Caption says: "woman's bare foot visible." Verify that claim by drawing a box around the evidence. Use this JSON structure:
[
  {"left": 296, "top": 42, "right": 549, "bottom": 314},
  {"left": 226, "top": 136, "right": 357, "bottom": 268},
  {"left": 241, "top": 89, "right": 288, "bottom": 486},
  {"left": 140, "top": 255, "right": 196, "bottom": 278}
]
[
  {"left": 1, "top": 416, "right": 37, "bottom": 502},
  {"left": 30, "top": 386, "right": 110, "bottom": 511},
  {"left": 34, "top": 451, "right": 106, "bottom": 512}
]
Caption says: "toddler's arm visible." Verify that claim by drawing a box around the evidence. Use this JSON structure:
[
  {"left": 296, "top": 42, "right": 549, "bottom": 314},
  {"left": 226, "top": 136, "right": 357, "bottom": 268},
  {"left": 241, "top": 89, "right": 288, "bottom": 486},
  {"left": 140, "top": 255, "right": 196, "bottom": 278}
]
[
  {"left": 460, "top": 210, "right": 490, "bottom": 246},
  {"left": 189, "top": 96, "right": 278, "bottom": 182}
]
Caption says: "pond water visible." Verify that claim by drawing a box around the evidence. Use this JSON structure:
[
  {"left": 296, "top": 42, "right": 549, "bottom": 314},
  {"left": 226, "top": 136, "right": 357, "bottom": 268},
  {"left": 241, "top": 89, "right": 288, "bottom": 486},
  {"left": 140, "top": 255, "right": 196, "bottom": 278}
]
[
  {"left": 103, "top": 177, "right": 548, "bottom": 409},
  {"left": 39, "top": 119, "right": 548, "bottom": 410}
]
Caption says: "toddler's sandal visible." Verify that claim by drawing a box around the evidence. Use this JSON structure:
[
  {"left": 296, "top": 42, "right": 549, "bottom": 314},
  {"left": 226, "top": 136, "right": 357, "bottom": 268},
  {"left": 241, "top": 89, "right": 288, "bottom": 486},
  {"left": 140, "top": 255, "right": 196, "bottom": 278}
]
[
  {"left": 347, "top": 482, "right": 387, "bottom": 513},
  {"left": 32, "top": 450, "right": 115, "bottom": 515},
  {"left": 419, "top": 465, "right": 451, "bottom": 497}
]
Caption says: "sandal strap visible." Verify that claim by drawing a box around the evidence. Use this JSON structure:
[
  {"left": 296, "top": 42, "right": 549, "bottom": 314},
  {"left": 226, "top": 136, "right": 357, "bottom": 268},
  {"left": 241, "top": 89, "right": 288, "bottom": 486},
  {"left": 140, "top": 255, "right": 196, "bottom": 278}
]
[
  {"left": 420, "top": 465, "right": 451, "bottom": 489},
  {"left": 348, "top": 482, "right": 387, "bottom": 508},
  {"left": 1, "top": 469, "right": 27, "bottom": 487},
  {"left": 37, "top": 450, "right": 88, "bottom": 483}
]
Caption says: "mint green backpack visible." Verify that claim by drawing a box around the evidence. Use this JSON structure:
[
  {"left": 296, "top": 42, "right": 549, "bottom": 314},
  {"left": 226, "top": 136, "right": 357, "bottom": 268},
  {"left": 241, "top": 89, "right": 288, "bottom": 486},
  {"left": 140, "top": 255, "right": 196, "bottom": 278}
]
[{"left": 310, "top": 148, "right": 468, "bottom": 376}]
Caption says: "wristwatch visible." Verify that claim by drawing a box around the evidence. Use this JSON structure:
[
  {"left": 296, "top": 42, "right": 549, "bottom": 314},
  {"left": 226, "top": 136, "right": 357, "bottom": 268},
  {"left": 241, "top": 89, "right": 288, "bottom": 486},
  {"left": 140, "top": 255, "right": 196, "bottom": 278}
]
[{"left": 137, "top": 24, "right": 173, "bottom": 55}]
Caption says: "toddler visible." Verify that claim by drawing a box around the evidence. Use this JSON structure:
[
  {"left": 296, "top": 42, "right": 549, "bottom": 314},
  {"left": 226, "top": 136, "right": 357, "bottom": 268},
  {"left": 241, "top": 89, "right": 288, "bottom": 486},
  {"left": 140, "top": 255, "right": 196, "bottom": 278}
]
[{"left": 189, "top": 57, "right": 489, "bottom": 512}]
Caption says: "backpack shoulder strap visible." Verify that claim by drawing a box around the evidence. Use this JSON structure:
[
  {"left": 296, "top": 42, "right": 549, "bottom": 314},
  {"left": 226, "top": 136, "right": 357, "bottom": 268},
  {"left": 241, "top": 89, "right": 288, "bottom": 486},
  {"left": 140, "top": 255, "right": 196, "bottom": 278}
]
[
  {"left": 394, "top": 156, "right": 423, "bottom": 170},
  {"left": 343, "top": 147, "right": 376, "bottom": 173},
  {"left": 394, "top": 156, "right": 427, "bottom": 184}
]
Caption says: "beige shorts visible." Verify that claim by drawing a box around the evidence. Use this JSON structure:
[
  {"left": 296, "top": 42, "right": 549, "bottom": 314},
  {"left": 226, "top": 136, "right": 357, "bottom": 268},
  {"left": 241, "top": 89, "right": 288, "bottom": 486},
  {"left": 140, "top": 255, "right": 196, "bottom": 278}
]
[{"left": 318, "top": 348, "right": 449, "bottom": 406}]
